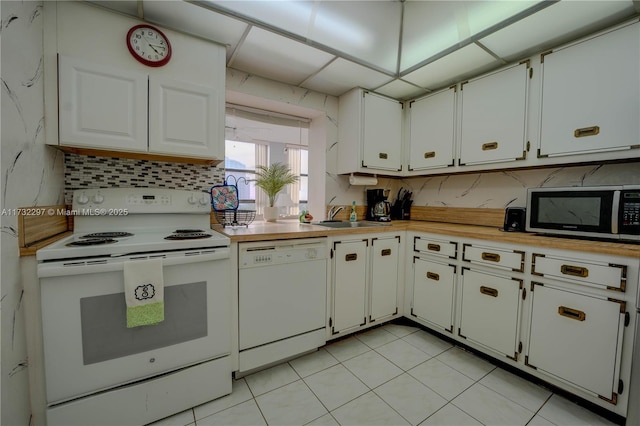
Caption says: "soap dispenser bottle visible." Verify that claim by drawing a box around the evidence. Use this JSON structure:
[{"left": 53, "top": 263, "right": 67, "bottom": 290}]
[{"left": 349, "top": 201, "right": 358, "bottom": 222}]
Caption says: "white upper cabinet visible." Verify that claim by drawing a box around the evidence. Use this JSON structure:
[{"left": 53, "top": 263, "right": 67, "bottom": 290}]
[
  {"left": 538, "top": 21, "right": 640, "bottom": 158},
  {"left": 338, "top": 88, "right": 403, "bottom": 174},
  {"left": 407, "top": 87, "right": 456, "bottom": 171},
  {"left": 149, "top": 78, "right": 222, "bottom": 158},
  {"left": 458, "top": 61, "right": 529, "bottom": 166},
  {"left": 45, "top": 1, "right": 225, "bottom": 161},
  {"left": 362, "top": 92, "right": 403, "bottom": 171},
  {"left": 58, "top": 56, "right": 148, "bottom": 152}
]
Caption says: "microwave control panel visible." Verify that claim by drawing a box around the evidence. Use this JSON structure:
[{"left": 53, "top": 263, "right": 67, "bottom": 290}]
[{"left": 621, "top": 190, "right": 640, "bottom": 228}]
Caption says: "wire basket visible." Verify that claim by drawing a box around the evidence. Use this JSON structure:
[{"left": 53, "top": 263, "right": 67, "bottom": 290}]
[{"left": 214, "top": 209, "right": 256, "bottom": 228}]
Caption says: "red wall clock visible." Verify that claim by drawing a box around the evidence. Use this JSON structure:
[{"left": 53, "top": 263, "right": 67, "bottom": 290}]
[{"left": 126, "top": 24, "right": 172, "bottom": 67}]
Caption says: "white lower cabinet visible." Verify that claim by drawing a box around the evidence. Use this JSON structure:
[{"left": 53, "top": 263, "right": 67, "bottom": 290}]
[
  {"left": 458, "top": 268, "right": 523, "bottom": 360},
  {"left": 331, "top": 239, "right": 368, "bottom": 334},
  {"left": 330, "top": 234, "right": 401, "bottom": 337},
  {"left": 370, "top": 237, "right": 401, "bottom": 322},
  {"left": 324, "top": 230, "right": 638, "bottom": 419},
  {"left": 526, "top": 283, "right": 626, "bottom": 402},
  {"left": 411, "top": 258, "right": 456, "bottom": 333}
]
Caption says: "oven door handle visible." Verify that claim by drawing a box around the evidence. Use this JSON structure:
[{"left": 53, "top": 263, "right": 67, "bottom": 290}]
[{"left": 38, "top": 249, "right": 230, "bottom": 278}]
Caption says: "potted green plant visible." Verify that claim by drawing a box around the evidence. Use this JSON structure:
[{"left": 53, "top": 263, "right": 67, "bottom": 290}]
[{"left": 253, "top": 162, "right": 299, "bottom": 222}]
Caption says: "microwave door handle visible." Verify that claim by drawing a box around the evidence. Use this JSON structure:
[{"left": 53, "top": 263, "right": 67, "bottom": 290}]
[{"left": 612, "top": 190, "right": 620, "bottom": 234}]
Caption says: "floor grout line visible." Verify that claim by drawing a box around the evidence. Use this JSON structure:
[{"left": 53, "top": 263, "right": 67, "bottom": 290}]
[{"left": 157, "top": 324, "right": 617, "bottom": 426}]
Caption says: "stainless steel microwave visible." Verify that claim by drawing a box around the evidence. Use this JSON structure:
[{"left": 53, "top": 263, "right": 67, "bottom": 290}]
[{"left": 526, "top": 185, "right": 640, "bottom": 242}]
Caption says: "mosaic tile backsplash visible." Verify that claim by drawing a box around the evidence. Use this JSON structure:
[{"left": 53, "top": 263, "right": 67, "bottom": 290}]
[{"left": 64, "top": 153, "right": 226, "bottom": 203}]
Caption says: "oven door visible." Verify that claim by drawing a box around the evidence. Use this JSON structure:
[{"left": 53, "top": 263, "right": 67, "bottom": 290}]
[{"left": 38, "top": 248, "right": 230, "bottom": 404}]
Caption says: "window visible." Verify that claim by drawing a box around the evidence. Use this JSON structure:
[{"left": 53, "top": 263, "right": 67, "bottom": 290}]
[{"left": 225, "top": 105, "right": 310, "bottom": 218}]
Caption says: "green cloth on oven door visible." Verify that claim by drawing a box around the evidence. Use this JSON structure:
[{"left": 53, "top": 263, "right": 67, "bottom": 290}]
[{"left": 126, "top": 301, "right": 165, "bottom": 328}]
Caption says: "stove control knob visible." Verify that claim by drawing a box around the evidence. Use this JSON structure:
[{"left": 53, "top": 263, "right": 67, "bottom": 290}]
[
  {"left": 77, "top": 192, "right": 89, "bottom": 205},
  {"left": 93, "top": 194, "right": 105, "bottom": 204},
  {"left": 199, "top": 194, "right": 209, "bottom": 206},
  {"left": 187, "top": 195, "right": 198, "bottom": 205}
]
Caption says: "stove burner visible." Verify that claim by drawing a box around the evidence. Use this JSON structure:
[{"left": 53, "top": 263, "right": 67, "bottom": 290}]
[
  {"left": 80, "top": 232, "right": 134, "bottom": 239},
  {"left": 164, "top": 232, "right": 212, "bottom": 240},
  {"left": 174, "top": 229, "right": 204, "bottom": 234},
  {"left": 66, "top": 238, "right": 118, "bottom": 247}
]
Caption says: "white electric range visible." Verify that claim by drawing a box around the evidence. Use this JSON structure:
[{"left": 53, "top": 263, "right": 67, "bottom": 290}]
[{"left": 36, "top": 188, "right": 232, "bottom": 426}]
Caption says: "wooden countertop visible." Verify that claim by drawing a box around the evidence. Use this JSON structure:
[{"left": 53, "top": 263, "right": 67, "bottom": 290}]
[
  {"left": 214, "top": 221, "right": 409, "bottom": 242},
  {"left": 217, "top": 220, "right": 640, "bottom": 258}
]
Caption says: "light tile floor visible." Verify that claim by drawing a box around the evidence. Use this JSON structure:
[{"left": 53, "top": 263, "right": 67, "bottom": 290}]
[{"left": 150, "top": 324, "right": 618, "bottom": 426}]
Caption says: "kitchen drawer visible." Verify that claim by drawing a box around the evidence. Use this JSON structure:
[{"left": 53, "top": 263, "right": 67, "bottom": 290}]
[
  {"left": 532, "top": 253, "right": 626, "bottom": 292},
  {"left": 526, "top": 283, "right": 626, "bottom": 402},
  {"left": 414, "top": 236, "right": 458, "bottom": 259},
  {"left": 411, "top": 258, "right": 456, "bottom": 333},
  {"left": 463, "top": 243, "right": 524, "bottom": 272}
]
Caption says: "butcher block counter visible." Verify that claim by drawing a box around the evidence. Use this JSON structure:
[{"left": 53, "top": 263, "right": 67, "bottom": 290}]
[{"left": 217, "top": 220, "right": 640, "bottom": 258}]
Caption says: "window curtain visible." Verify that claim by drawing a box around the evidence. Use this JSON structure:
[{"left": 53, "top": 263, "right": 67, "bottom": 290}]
[
  {"left": 255, "top": 143, "right": 269, "bottom": 214},
  {"left": 287, "top": 146, "right": 302, "bottom": 215}
]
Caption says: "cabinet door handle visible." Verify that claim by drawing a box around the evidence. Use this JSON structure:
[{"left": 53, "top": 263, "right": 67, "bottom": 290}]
[
  {"left": 427, "top": 243, "right": 441, "bottom": 252},
  {"left": 379, "top": 152, "right": 388, "bottom": 159},
  {"left": 574, "top": 126, "right": 600, "bottom": 138},
  {"left": 480, "top": 286, "right": 499, "bottom": 297},
  {"left": 381, "top": 249, "right": 391, "bottom": 256},
  {"left": 482, "top": 142, "right": 498, "bottom": 151},
  {"left": 560, "top": 264, "right": 589, "bottom": 278},
  {"left": 345, "top": 253, "right": 358, "bottom": 261},
  {"left": 481, "top": 252, "right": 501, "bottom": 262},
  {"left": 426, "top": 272, "right": 440, "bottom": 281},
  {"left": 558, "top": 306, "right": 586, "bottom": 321},
  {"left": 424, "top": 151, "right": 436, "bottom": 159}
]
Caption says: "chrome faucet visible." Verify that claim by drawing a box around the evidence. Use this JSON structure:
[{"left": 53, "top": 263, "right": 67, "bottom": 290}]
[{"left": 327, "top": 205, "right": 344, "bottom": 221}]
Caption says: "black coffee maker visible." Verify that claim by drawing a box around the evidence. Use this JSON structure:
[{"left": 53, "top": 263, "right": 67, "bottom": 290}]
[{"left": 366, "top": 189, "right": 391, "bottom": 221}]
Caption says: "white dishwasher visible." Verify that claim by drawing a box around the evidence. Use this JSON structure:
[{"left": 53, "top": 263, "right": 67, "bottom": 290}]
[{"left": 238, "top": 238, "right": 328, "bottom": 373}]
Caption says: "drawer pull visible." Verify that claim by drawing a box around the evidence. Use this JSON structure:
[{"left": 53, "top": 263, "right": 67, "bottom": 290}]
[
  {"left": 558, "top": 306, "right": 586, "bottom": 321},
  {"left": 381, "top": 249, "right": 391, "bottom": 256},
  {"left": 379, "top": 152, "right": 388, "bottom": 159},
  {"left": 426, "top": 272, "right": 440, "bottom": 281},
  {"left": 574, "top": 126, "right": 600, "bottom": 138},
  {"left": 424, "top": 151, "right": 436, "bottom": 159},
  {"left": 561, "top": 264, "right": 589, "bottom": 278},
  {"left": 427, "top": 243, "right": 441, "bottom": 252},
  {"left": 481, "top": 252, "right": 501, "bottom": 262},
  {"left": 482, "top": 142, "right": 498, "bottom": 151},
  {"left": 480, "top": 286, "right": 498, "bottom": 297},
  {"left": 345, "top": 253, "right": 358, "bottom": 261}
]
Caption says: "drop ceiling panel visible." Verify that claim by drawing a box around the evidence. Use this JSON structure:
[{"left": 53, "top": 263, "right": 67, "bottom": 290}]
[
  {"left": 87, "top": 1, "right": 139, "bottom": 17},
  {"left": 401, "top": 1, "right": 539, "bottom": 71},
  {"left": 212, "top": 0, "right": 314, "bottom": 38},
  {"left": 403, "top": 44, "right": 498, "bottom": 90},
  {"left": 143, "top": 1, "right": 248, "bottom": 61},
  {"left": 480, "top": 1, "right": 638, "bottom": 61},
  {"left": 212, "top": 0, "right": 401, "bottom": 73},
  {"left": 232, "top": 27, "right": 335, "bottom": 86},
  {"left": 306, "top": 1, "right": 401, "bottom": 73},
  {"left": 374, "top": 79, "right": 428, "bottom": 101},
  {"left": 302, "top": 58, "right": 394, "bottom": 97}
]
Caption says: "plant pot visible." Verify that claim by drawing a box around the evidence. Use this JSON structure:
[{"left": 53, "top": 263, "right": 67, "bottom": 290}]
[{"left": 264, "top": 206, "right": 279, "bottom": 222}]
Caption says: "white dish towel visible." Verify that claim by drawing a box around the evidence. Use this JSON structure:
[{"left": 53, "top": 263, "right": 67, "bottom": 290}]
[{"left": 124, "top": 258, "right": 165, "bottom": 328}]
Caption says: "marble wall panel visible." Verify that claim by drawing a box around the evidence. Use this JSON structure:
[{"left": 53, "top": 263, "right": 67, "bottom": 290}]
[
  {"left": 1, "top": 1, "right": 64, "bottom": 424},
  {"left": 393, "top": 163, "right": 640, "bottom": 209}
]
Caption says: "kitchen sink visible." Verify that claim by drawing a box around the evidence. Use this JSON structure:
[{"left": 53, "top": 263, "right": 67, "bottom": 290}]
[{"left": 314, "top": 220, "right": 391, "bottom": 228}]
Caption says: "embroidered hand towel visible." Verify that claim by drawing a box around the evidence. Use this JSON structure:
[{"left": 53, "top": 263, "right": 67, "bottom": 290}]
[{"left": 124, "top": 259, "right": 164, "bottom": 328}]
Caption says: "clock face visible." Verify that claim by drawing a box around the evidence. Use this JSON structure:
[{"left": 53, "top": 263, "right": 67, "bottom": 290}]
[{"left": 126, "top": 25, "right": 172, "bottom": 67}]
